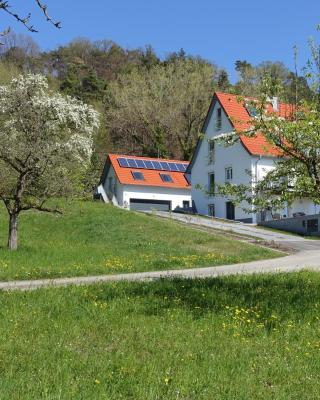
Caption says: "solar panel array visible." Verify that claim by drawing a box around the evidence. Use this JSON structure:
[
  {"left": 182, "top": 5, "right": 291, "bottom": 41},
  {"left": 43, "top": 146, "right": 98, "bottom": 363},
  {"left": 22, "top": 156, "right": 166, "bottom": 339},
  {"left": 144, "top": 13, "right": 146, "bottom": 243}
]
[{"left": 117, "top": 157, "right": 188, "bottom": 172}]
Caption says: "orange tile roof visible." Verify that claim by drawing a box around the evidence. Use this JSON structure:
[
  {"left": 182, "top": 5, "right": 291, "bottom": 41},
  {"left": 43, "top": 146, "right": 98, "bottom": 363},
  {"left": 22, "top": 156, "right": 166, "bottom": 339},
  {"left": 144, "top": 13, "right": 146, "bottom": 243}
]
[
  {"left": 215, "top": 92, "right": 294, "bottom": 157},
  {"left": 108, "top": 153, "right": 190, "bottom": 189}
]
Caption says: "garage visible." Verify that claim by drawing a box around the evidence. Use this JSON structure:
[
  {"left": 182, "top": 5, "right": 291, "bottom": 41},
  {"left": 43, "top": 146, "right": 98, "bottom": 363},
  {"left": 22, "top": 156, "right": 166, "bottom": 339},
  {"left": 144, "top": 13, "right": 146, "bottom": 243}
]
[{"left": 130, "top": 198, "right": 171, "bottom": 211}]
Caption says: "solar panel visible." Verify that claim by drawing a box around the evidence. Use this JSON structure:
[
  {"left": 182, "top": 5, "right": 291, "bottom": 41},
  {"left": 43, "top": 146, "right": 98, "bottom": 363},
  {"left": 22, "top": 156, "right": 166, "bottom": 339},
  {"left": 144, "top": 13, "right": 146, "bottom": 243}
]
[
  {"left": 135, "top": 159, "right": 146, "bottom": 169},
  {"left": 127, "top": 159, "right": 138, "bottom": 168},
  {"left": 144, "top": 160, "right": 153, "bottom": 169},
  {"left": 117, "top": 157, "right": 189, "bottom": 173},
  {"left": 152, "top": 161, "right": 161, "bottom": 170},
  {"left": 118, "top": 157, "right": 129, "bottom": 167},
  {"left": 168, "top": 163, "right": 179, "bottom": 172},
  {"left": 160, "top": 162, "right": 170, "bottom": 170}
]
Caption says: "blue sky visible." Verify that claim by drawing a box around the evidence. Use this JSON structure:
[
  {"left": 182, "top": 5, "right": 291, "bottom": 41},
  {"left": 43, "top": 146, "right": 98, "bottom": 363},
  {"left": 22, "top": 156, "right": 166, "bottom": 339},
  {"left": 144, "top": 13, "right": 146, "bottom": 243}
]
[{"left": 2, "top": 1, "right": 319, "bottom": 81}]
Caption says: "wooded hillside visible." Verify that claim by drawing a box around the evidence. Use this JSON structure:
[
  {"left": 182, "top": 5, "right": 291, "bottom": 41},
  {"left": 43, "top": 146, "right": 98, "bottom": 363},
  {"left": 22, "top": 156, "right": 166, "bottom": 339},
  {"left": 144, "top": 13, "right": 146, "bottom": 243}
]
[{"left": 0, "top": 32, "right": 312, "bottom": 184}]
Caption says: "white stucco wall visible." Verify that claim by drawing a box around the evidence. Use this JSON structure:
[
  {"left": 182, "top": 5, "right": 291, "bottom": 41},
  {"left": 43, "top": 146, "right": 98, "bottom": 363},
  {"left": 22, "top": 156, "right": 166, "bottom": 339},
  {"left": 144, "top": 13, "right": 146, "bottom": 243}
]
[
  {"left": 290, "top": 199, "right": 320, "bottom": 216},
  {"left": 191, "top": 100, "right": 254, "bottom": 221},
  {"left": 103, "top": 166, "right": 121, "bottom": 202},
  {"left": 122, "top": 185, "right": 191, "bottom": 210},
  {"left": 253, "top": 159, "right": 320, "bottom": 220},
  {"left": 191, "top": 97, "right": 320, "bottom": 222},
  {"left": 102, "top": 165, "right": 191, "bottom": 210}
]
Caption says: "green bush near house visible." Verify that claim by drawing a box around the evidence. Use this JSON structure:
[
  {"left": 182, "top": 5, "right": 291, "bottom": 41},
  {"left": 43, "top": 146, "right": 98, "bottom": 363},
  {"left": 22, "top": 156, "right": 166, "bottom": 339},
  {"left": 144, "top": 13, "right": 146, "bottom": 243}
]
[
  {"left": 0, "top": 200, "right": 281, "bottom": 281},
  {"left": 1, "top": 272, "right": 320, "bottom": 399}
]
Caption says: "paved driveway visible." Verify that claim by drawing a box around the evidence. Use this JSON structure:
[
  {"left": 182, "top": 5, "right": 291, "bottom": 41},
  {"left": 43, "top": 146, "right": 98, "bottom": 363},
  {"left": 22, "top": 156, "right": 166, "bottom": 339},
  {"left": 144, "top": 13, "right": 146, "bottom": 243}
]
[{"left": 149, "top": 212, "right": 320, "bottom": 252}]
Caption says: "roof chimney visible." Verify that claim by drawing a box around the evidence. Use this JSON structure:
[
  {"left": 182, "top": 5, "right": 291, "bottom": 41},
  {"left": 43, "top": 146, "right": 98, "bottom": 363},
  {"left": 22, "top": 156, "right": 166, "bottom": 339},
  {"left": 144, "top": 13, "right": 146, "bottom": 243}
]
[{"left": 271, "top": 96, "right": 279, "bottom": 112}]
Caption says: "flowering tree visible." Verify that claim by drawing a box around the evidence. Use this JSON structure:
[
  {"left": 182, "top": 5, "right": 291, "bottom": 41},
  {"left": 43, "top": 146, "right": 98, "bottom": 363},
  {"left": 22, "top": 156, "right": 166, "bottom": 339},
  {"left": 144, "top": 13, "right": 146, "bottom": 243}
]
[
  {"left": 0, "top": 74, "right": 99, "bottom": 250},
  {"left": 218, "top": 82, "right": 320, "bottom": 216},
  {"left": 217, "top": 32, "right": 320, "bottom": 217}
]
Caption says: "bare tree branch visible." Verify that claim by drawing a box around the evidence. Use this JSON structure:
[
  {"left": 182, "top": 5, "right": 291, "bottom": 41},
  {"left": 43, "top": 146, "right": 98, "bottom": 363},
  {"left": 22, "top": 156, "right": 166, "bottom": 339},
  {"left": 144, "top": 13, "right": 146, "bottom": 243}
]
[
  {"left": 20, "top": 204, "right": 62, "bottom": 214},
  {"left": 0, "top": 0, "right": 61, "bottom": 44},
  {"left": 0, "top": 2, "right": 37, "bottom": 33},
  {"left": 34, "top": 0, "right": 61, "bottom": 29}
]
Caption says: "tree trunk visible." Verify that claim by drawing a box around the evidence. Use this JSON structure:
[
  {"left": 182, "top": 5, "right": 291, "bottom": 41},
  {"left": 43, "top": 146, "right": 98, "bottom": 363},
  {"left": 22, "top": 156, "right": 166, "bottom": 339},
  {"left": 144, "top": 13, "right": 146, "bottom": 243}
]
[{"left": 8, "top": 213, "right": 19, "bottom": 251}]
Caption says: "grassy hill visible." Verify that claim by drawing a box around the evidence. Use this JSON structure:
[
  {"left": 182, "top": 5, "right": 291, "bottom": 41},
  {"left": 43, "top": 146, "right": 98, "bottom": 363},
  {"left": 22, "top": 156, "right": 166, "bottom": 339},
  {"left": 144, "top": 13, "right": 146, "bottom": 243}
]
[
  {"left": 1, "top": 272, "right": 319, "bottom": 399},
  {"left": 0, "top": 200, "right": 280, "bottom": 281}
]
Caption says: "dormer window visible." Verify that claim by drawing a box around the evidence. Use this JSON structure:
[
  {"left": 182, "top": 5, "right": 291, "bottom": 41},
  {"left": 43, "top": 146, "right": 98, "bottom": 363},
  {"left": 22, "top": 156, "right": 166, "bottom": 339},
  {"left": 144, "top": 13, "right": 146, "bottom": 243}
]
[
  {"left": 160, "top": 173, "right": 173, "bottom": 183},
  {"left": 132, "top": 171, "right": 144, "bottom": 181},
  {"left": 216, "top": 107, "right": 222, "bottom": 130}
]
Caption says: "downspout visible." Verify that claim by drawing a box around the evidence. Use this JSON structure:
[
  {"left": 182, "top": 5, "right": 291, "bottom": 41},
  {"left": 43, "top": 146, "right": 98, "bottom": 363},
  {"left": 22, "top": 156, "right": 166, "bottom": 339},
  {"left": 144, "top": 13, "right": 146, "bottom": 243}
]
[
  {"left": 254, "top": 155, "right": 262, "bottom": 185},
  {"left": 253, "top": 155, "right": 262, "bottom": 223}
]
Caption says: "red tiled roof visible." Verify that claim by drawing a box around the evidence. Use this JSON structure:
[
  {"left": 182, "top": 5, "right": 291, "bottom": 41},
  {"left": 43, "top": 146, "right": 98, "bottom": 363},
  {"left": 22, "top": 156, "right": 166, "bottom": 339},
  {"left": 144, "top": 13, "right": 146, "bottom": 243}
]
[
  {"left": 215, "top": 92, "right": 294, "bottom": 157},
  {"left": 108, "top": 153, "right": 190, "bottom": 189}
]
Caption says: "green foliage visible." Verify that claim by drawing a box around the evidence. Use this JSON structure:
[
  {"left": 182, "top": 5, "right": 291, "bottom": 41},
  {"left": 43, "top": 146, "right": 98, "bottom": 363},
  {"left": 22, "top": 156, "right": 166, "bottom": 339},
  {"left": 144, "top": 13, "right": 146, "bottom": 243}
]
[
  {"left": 1, "top": 272, "right": 320, "bottom": 398},
  {"left": 0, "top": 32, "right": 315, "bottom": 167},
  {"left": 105, "top": 59, "right": 217, "bottom": 160},
  {"left": 60, "top": 67, "right": 107, "bottom": 102},
  {"left": 234, "top": 59, "right": 313, "bottom": 101},
  {"left": 0, "top": 200, "right": 279, "bottom": 280},
  {"left": 0, "top": 31, "right": 316, "bottom": 208},
  {"left": 0, "top": 74, "right": 99, "bottom": 249},
  {"left": 219, "top": 33, "right": 320, "bottom": 214},
  {"left": 0, "top": 61, "right": 20, "bottom": 84}
]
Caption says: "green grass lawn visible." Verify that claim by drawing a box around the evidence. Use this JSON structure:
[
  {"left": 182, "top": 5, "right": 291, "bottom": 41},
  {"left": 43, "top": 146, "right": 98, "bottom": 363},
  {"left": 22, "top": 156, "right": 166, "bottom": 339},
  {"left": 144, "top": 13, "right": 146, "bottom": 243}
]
[
  {"left": 0, "top": 200, "right": 281, "bottom": 281},
  {"left": 1, "top": 272, "right": 320, "bottom": 399}
]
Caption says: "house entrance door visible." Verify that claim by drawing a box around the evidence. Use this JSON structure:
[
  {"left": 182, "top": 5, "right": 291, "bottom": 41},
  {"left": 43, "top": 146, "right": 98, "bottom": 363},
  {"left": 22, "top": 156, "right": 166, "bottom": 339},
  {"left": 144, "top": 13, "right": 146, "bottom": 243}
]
[{"left": 226, "top": 201, "right": 235, "bottom": 220}]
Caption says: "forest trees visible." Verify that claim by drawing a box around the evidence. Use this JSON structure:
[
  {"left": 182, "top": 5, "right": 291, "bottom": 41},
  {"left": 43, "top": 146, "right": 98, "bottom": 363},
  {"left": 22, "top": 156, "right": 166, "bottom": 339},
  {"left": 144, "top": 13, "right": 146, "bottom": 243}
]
[
  {"left": 234, "top": 59, "right": 312, "bottom": 102},
  {"left": 0, "top": 74, "right": 99, "bottom": 250},
  {"left": 105, "top": 59, "right": 219, "bottom": 160}
]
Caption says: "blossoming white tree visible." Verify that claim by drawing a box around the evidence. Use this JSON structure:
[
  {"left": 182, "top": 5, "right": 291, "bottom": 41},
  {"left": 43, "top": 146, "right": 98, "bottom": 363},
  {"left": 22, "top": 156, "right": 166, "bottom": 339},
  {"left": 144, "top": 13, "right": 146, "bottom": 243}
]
[{"left": 0, "top": 74, "right": 99, "bottom": 250}]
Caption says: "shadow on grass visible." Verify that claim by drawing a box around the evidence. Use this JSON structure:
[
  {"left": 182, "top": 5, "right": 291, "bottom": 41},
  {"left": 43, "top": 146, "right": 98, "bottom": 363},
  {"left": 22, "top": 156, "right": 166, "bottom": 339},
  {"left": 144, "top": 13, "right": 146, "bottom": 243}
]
[{"left": 93, "top": 271, "right": 320, "bottom": 323}]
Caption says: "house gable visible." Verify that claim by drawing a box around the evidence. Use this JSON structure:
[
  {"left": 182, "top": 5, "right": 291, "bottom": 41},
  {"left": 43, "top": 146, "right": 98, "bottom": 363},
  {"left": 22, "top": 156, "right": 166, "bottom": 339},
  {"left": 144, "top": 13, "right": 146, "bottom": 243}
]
[
  {"left": 188, "top": 91, "right": 294, "bottom": 174},
  {"left": 189, "top": 93, "right": 255, "bottom": 219},
  {"left": 187, "top": 94, "right": 234, "bottom": 173}
]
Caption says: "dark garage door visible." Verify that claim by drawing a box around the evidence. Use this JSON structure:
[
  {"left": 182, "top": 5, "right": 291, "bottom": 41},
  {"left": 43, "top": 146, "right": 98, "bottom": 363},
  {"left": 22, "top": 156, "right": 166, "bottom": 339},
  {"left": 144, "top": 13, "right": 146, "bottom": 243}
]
[{"left": 130, "top": 199, "right": 171, "bottom": 211}]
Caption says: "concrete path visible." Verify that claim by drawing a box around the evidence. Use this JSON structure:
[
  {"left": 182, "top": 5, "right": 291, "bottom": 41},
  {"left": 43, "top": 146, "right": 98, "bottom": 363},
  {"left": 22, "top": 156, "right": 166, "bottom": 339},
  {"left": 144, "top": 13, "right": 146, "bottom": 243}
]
[
  {"left": 0, "top": 211, "right": 319, "bottom": 292},
  {"left": 0, "top": 249, "right": 320, "bottom": 291},
  {"left": 148, "top": 211, "right": 320, "bottom": 252}
]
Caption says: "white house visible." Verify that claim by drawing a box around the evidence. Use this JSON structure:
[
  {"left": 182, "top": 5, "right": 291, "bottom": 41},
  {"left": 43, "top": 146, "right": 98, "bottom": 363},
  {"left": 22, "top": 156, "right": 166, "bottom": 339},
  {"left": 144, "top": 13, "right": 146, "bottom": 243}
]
[
  {"left": 97, "top": 153, "right": 191, "bottom": 211},
  {"left": 188, "top": 92, "right": 320, "bottom": 223}
]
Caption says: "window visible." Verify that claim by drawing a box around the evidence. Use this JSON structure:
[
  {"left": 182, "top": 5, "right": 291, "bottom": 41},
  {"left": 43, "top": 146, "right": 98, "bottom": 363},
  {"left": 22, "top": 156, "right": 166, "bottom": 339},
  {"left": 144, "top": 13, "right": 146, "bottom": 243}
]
[
  {"left": 160, "top": 173, "right": 173, "bottom": 183},
  {"left": 225, "top": 167, "right": 233, "bottom": 181},
  {"left": 208, "top": 140, "right": 215, "bottom": 163},
  {"left": 183, "top": 200, "right": 190, "bottom": 209},
  {"left": 132, "top": 171, "right": 144, "bottom": 181},
  {"left": 216, "top": 107, "right": 222, "bottom": 130},
  {"left": 208, "top": 204, "right": 215, "bottom": 217},
  {"left": 246, "top": 103, "right": 258, "bottom": 117},
  {"left": 208, "top": 173, "right": 215, "bottom": 196}
]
